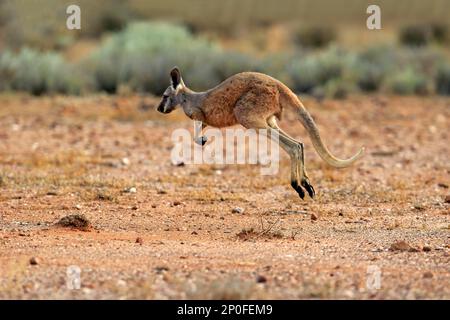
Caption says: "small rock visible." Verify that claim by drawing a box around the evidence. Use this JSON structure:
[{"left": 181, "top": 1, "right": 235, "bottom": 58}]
[
  {"left": 135, "top": 237, "right": 143, "bottom": 245},
  {"left": 437, "top": 183, "right": 448, "bottom": 189},
  {"left": 75, "top": 204, "right": 82, "bottom": 210},
  {"left": 157, "top": 188, "right": 167, "bottom": 195},
  {"left": 444, "top": 195, "right": 450, "bottom": 204},
  {"left": 29, "top": 257, "right": 39, "bottom": 265},
  {"left": 231, "top": 207, "right": 244, "bottom": 214},
  {"left": 131, "top": 205, "right": 138, "bottom": 210},
  {"left": 231, "top": 207, "right": 245, "bottom": 213},
  {"left": 172, "top": 160, "right": 185, "bottom": 167},
  {"left": 423, "top": 271, "right": 433, "bottom": 279},
  {"left": 311, "top": 213, "right": 319, "bottom": 221},
  {"left": 154, "top": 266, "right": 169, "bottom": 273},
  {"left": 124, "top": 187, "right": 137, "bottom": 194},
  {"left": 422, "top": 246, "right": 432, "bottom": 252},
  {"left": 390, "top": 240, "right": 411, "bottom": 252},
  {"left": 121, "top": 157, "right": 130, "bottom": 166},
  {"left": 256, "top": 275, "right": 267, "bottom": 283},
  {"left": 173, "top": 201, "right": 182, "bottom": 206},
  {"left": 191, "top": 231, "right": 198, "bottom": 235},
  {"left": 151, "top": 204, "right": 157, "bottom": 208},
  {"left": 55, "top": 214, "right": 91, "bottom": 231}
]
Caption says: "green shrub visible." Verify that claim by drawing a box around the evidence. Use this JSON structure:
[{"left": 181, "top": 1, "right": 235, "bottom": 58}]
[
  {"left": 435, "top": 63, "right": 450, "bottom": 95},
  {"left": 293, "top": 26, "right": 336, "bottom": 49},
  {"left": 386, "top": 68, "right": 431, "bottom": 95},
  {"left": 399, "top": 25, "right": 432, "bottom": 46},
  {"left": 430, "top": 23, "right": 448, "bottom": 44},
  {"left": 0, "top": 48, "right": 82, "bottom": 95},
  {"left": 89, "top": 22, "right": 222, "bottom": 94},
  {"left": 286, "top": 47, "right": 350, "bottom": 94}
]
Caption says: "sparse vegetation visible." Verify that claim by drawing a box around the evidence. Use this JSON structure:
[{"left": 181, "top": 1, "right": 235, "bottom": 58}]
[
  {"left": 293, "top": 26, "right": 337, "bottom": 49},
  {"left": 0, "top": 18, "right": 448, "bottom": 97}
]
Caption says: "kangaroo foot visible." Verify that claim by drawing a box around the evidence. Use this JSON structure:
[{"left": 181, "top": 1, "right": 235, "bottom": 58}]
[
  {"left": 291, "top": 180, "right": 305, "bottom": 199},
  {"left": 194, "top": 136, "right": 208, "bottom": 146},
  {"left": 301, "top": 178, "right": 315, "bottom": 199}
]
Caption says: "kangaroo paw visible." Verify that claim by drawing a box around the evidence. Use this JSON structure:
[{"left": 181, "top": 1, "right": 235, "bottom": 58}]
[
  {"left": 194, "top": 136, "right": 208, "bottom": 146},
  {"left": 301, "top": 178, "right": 315, "bottom": 199},
  {"left": 291, "top": 181, "right": 305, "bottom": 200}
]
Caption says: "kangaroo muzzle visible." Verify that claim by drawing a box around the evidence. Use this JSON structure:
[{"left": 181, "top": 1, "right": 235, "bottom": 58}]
[{"left": 157, "top": 96, "right": 170, "bottom": 113}]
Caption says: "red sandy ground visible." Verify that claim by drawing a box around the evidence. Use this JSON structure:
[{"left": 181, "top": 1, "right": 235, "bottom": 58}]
[{"left": 0, "top": 94, "right": 448, "bottom": 299}]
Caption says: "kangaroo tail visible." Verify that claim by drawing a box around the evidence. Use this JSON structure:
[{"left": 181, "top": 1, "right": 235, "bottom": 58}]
[{"left": 294, "top": 99, "right": 364, "bottom": 168}]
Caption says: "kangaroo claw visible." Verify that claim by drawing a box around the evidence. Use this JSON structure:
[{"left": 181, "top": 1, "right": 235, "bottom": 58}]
[
  {"left": 301, "top": 179, "right": 315, "bottom": 199},
  {"left": 291, "top": 181, "right": 305, "bottom": 200},
  {"left": 194, "top": 136, "right": 208, "bottom": 146}
]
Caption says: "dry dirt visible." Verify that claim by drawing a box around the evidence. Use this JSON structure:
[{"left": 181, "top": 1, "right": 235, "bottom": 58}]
[{"left": 0, "top": 94, "right": 449, "bottom": 299}]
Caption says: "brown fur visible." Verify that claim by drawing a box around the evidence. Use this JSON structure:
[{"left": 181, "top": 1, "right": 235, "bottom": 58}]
[{"left": 157, "top": 68, "right": 364, "bottom": 199}]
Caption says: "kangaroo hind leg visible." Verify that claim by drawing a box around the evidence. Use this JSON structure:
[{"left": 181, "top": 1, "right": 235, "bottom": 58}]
[{"left": 267, "top": 116, "right": 315, "bottom": 198}]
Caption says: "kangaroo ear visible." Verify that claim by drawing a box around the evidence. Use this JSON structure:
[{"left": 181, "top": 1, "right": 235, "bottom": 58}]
[{"left": 170, "top": 67, "right": 182, "bottom": 89}]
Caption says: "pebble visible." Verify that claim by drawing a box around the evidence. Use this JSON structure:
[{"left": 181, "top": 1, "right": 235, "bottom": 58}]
[
  {"left": 135, "top": 237, "right": 143, "bottom": 245},
  {"left": 422, "top": 246, "right": 432, "bottom": 252},
  {"left": 390, "top": 240, "right": 411, "bottom": 252},
  {"left": 423, "top": 271, "right": 433, "bottom": 279},
  {"left": 124, "top": 187, "right": 137, "bottom": 194},
  {"left": 121, "top": 157, "right": 130, "bottom": 166},
  {"left": 231, "top": 207, "right": 244, "bottom": 214},
  {"left": 256, "top": 275, "right": 267, "bottom": 283},
  {"left": 311, "top": 213, "right": 318, "bottom": 221},
  {"left": 444, "top": 195, "right": 450, "bottom": 203},
  {"left": 157, "top": 188, "right": 167, "bottom": 195},
  {"left": 29, "top": 257, "right": 39, "bottom": 265}
]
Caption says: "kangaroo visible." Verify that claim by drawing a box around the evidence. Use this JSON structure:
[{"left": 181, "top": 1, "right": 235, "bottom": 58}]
[{"left": 157, "top": 67, "right": 364, "bottom": 199}]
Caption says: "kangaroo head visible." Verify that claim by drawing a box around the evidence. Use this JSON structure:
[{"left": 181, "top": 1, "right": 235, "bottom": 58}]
[{"left": 157, "top": 67, "right": 186, "bottom": 114}]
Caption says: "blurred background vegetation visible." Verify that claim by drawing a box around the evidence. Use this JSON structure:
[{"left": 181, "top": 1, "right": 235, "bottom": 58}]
[{"left": 0, "top": 0, "right": 449, "bottom": 97}]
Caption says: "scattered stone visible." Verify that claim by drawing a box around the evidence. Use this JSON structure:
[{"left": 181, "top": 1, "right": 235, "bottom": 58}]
[
  {"left": 256, "top": 275, "right": 267, "bottom": 283},
  {"left": 121, "top": 157, "right": 130, "bottom": 166},
  {"left": 231, "top": 207, "right": 244, "bottom": 214},
  {"left": 191, "top": 231, "right": 198, "bottom": 235},
  {"left": 437, "top": 183, "right": 448, "bottom": 189},
  {"left": 131, "top": 205, "right": 138, "bottom": 210},
  {"left": 444, "top": 195, "right": 450, "bottom": 204},
  {"left": 151, "top": 204, "right": 157, "bottom": 208},
  {"left": 75, "top": 204, "right": 82, "bottom": 210},
  {"left": 123, "top": 187, "right": 137, "bottom": 194},
  {"left": 55, "top": 214, "right": 91, "bottom": 231},
  {"left": 423, "top": 271, "right": 433, "bottom": 279},
  {"left": 157, "top": 188, "right": 167, "bottom": 195},
  {"left": 135, "top": 237, "right": 143, "bottom": 245},
  {"left": 390, "top": 240, "right": 411, "bottom": 252},
  {"left": 154, "top": 266, "right": 169, "bottom": 273},
  {"left": 172, "top": 160, "right": 185, "bottom": 167},
  {"left": 422, "top": 246, "right": 432, "bottom": 252},
  {"left": 46, "top": 191, "right": 58, "bottom": 196},
  {"left": 29, "top": 257, "right": 39, "bottom": 265},
  {"left": 311, "top": 213, "right": 319, "bottom": 221},
  {"left": 173, "top": 201, "right": 182, "bottom": 206}
]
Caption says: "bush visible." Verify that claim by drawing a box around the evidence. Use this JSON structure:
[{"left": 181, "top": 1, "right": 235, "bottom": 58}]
[
  {"left": 430, "top": 23, "right": 448, "bottom": 44},
  {"left": 435, "top": 63, "right": 450, "bottom": 95},
  {"left": 386, "top": 68, "right": 431, "bottom": 95},
  {"left": 286, "top": 47, "right": 350, "bottom": 93},
  {"left": 399, "top": 25, "right": 432, "bottom": 46},
  {"left": 0, "top": 48, "right": 82, "bottom": 95},
  {"left": 89, "top": 22, "right": 222, "bottom": 94},
  {"left": 293, "top": 26, "right": 336, "bottom": 49}
]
